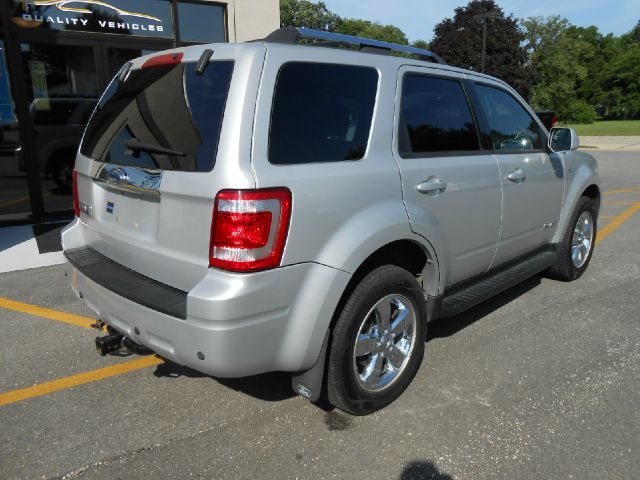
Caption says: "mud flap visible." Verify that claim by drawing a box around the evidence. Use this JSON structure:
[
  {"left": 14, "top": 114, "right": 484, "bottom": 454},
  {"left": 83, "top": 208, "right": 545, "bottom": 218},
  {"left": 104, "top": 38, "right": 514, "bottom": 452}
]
[{"left": 291, "top": 329, "right": 330, "bottom": 402}]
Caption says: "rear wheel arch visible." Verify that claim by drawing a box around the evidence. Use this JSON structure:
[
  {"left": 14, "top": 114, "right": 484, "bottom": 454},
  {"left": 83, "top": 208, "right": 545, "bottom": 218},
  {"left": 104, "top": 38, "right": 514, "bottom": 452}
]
[
  {"left": 327, "top": 239, "right": 437, "bottom": 359},
  {"left": 342, "top": 240, "right": 438, "bottom": 304}
]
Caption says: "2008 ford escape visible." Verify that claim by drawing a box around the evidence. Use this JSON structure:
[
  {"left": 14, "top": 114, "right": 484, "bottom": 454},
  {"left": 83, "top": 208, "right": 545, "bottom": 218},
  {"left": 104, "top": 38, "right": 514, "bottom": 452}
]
[{"left": 63, "top": 28, "right": 600, "bottom": 415}]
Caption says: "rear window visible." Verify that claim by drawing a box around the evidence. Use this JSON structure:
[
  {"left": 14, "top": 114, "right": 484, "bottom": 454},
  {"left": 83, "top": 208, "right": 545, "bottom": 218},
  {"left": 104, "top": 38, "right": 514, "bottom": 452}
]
[
  {"left": 268, "top": 62, "right": 378, "bottom": 165},
  {"left": 80, "top": 60, "right": 234, "bottom": 172}
]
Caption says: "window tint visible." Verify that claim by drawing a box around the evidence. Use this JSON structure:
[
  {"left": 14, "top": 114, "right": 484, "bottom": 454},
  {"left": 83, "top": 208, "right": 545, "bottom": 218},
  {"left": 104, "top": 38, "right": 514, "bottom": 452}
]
[
  {"left": 81, "top": 61, "right": 234, "bottom": 172},
  {"left": 269, "top": 63, "right": 378, "bottom": 165},
  {"left": 475, "top": 84, "right": 543, "bottom": 151},
  {"left": 177, "top": 2, "right": 226, "bottom": 43},
  {"left": 399, "top": 75, "right": 479, "bottom": 155}
]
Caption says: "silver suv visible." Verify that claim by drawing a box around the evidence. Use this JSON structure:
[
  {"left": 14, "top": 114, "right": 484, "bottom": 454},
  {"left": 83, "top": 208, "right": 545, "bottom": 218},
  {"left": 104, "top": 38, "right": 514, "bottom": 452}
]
[{"left": 63, "top": 28, "right": 600, "bottom": 415}]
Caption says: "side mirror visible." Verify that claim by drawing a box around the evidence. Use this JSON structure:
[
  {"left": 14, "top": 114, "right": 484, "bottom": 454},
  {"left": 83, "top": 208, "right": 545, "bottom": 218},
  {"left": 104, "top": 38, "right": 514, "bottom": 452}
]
[{"left": 549, "top": 127, "right": 579, "bottom": 152}]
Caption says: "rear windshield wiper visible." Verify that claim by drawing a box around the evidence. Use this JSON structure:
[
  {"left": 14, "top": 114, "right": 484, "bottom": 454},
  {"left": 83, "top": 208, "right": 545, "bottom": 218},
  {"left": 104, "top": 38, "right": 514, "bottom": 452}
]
[{"left": 124, "top": 138, "right": 186, "bottom": 157}]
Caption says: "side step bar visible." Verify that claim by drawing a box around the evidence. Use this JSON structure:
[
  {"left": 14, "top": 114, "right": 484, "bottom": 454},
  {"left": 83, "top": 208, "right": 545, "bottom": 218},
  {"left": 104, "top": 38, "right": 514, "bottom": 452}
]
[{"left": 437, "top": 249, "right": 557, "bottom": 318}]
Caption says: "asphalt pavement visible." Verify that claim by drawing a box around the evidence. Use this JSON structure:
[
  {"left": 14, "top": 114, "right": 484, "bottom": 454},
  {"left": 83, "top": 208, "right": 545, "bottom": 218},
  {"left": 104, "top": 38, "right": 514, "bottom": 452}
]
[{"left": 0, "top": 151, "right": 638, "bottom": 480}]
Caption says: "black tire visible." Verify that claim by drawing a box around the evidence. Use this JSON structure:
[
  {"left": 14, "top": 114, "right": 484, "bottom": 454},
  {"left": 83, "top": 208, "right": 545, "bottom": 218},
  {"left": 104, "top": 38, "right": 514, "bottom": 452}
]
[
  {"left": 326, "top": 265, "right": 428, "bottom": 415},
  {"left": 52, "top": 154, "right": 74, "bottom": 191},
  {"left": 548, "top": 195, "right": 597, "bottom": 281}
]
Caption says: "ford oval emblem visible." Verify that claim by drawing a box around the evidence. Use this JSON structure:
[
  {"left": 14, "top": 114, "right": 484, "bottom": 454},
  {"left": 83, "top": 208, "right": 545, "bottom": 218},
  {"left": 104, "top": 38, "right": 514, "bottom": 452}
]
[
  {"left": 296, "top": 384, "right": 312, "bottom": 398},
  {"left": 107, "top": 167, "right": 129, "bottom": 185}
]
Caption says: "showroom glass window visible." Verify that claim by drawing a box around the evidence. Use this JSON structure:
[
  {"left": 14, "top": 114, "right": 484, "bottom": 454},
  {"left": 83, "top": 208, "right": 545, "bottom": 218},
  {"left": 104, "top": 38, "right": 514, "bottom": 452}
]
[
  {"left": 178, "top": 2, "right": 226, "bottom": 44},
  {"left": 20, "top": 43, "right": 99, "bottom": 211}
]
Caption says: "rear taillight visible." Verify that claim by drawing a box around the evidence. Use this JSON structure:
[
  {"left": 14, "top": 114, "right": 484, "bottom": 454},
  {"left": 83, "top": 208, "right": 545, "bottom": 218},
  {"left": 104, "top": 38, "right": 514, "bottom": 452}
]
[
  {"left": 210, "top": 188, "right": 292, "bottom": 272},
  {"left": 141, "top": 52, "right": 183, "bottom": 69},
  {"left": 73, "top": 168, "right": 80, "bottom": 217},
  {"left": 551, "top": 115, "right": 559, "bottom": 128}
]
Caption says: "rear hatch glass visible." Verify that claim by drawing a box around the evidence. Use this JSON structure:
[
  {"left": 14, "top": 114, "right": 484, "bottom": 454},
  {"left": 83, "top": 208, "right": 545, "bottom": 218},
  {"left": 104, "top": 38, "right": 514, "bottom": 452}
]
[{"left": 80, "top": 60, "right": 234, "bottom": 171}]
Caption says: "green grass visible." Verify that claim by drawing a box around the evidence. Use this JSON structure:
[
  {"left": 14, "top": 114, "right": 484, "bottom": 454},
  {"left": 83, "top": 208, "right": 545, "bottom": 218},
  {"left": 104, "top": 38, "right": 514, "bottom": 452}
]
[{"left": 562, "top": 120, "right": 640, "bottom": 136}]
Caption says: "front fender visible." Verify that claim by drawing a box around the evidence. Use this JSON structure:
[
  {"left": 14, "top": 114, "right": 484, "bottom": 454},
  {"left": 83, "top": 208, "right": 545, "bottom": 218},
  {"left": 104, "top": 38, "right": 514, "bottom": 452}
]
[{"left": 552, "top": 151, "right": 600, "bottom": 244}]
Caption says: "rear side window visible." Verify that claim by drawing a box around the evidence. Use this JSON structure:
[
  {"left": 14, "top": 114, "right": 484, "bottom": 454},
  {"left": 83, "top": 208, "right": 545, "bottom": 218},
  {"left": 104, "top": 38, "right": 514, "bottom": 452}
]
[
  {"left": 268, "top": 62, "right": 378, "bottom": 165},
  {"left": 80, "top": 61, "right": 234, "bottom": 172},
  {"left": 474, "top": 84, "right": 543, "bottom": 151},
  {"left": 399, "top": 75, "right": 480, "bottom": 156}
]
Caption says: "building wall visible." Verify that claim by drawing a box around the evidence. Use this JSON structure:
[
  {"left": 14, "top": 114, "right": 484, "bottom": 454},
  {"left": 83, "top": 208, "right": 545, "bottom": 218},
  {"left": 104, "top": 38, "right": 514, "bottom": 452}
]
[
  {"left": 233, "top": 0, "right": 281, "bottom": 41},
  {"left": 214, "top": 0, "right": 280, "bottom": 42}
]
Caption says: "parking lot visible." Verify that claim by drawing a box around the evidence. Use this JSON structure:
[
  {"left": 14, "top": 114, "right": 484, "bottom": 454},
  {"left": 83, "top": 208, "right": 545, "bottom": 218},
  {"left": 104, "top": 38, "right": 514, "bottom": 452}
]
[{"left": 1, "top": 151, "right": 638, "bottom": 480}]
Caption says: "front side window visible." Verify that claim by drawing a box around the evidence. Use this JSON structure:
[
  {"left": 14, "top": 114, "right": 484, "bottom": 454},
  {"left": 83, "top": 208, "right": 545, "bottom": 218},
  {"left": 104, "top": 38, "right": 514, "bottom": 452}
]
[
  {"left": 475, "top": 84, "right": 543, "bottom": 151},
  {"left": 269, "top": 62, "right": 378, "bottom": 165},
  {"left": 399, "top": 75, "right": 480, "bottom": 156}
]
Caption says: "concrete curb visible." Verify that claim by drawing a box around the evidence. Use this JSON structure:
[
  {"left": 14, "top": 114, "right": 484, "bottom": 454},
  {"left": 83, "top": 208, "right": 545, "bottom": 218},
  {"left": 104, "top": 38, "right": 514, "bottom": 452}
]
[{"left": 580, "top": 136, "right": 640, "bottom": 151}]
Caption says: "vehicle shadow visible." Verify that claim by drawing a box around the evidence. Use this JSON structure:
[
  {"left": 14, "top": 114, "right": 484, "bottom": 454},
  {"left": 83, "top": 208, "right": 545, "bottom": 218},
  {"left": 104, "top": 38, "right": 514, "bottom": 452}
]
[
  {"left": 152, "top": 359, "right": 295, "bottom": 402},
  {"left": 399, "top": 460, "right": 454, "bottom": 480},
  {"left": 427, "top": 274, "right": 542, "bottom": 341}
]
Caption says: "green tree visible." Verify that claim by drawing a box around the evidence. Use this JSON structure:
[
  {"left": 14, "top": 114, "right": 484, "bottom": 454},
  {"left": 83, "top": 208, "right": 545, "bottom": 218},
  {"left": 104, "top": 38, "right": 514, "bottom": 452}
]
[
  {"left": 527, "top": 25, "right": 597, "bottom": 121},
  {"left": 430, "top": 0, "right": 535, "bottom": 100},
  {"left": 608, "top": 30, "right": 640, "bottom": 118},
  {"left": 411, "top": 40, "right": 430, "bottom": 50},
  {"left": 520, "top": 15, "right": 569, "bottom": 55},
  {"left": 279, "top": 0, "right": 340, "bottom": 31},
  {"left": 336, "top": 18, "right": 408, "bottom": 44}
]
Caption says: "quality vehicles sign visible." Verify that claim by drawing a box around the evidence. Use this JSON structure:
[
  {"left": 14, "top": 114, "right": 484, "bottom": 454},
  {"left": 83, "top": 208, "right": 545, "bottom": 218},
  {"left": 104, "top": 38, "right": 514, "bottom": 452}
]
[{"left": 10, "top": 0, "right": 174, "bottom": 38}]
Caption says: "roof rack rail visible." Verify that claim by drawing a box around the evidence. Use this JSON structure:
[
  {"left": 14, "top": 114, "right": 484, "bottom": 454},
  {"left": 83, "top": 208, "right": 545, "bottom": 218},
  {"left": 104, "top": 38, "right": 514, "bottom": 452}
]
[{"left": 263, "top": 27, "right": 446, "bottom": 65}]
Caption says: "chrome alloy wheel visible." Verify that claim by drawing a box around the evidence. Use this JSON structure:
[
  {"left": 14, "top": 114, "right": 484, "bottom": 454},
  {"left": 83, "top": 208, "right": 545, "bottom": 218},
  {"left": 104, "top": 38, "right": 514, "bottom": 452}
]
[
  {"left": 571, "top": 211, "right": 594, "bottom": 268},
  {"left": 352, "top": 294, "right": 417, "bottom": 392}
]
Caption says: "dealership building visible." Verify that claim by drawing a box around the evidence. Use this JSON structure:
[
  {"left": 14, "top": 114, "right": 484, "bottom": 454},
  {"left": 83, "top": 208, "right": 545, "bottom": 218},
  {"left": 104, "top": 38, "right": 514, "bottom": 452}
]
[{"left": 0, "top": 0, "right": 279, "bottom": 233}]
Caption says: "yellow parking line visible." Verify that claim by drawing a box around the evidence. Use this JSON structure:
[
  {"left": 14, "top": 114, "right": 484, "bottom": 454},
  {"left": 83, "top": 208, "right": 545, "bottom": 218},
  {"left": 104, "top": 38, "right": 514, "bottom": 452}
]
[
  {"left": 0, "top": 356, "right": 164, "bottom": 407},
  {"left": 603, "top": 186, "right": 640, "bottom": 195},
  {"left": 596, "top": 201, "right": 640, "bottom": 246},
  {"left": 0, "top": 297, "right": 95, "bottom": 329},
  {"left": 0, "top": 195, "right": 31, "bottom": 210},
  {"left": 0, "top": 192, "right": 51, "bottom": 210},
  {"left": 603, "top": 200, "right": 637, "bottom": 205}
]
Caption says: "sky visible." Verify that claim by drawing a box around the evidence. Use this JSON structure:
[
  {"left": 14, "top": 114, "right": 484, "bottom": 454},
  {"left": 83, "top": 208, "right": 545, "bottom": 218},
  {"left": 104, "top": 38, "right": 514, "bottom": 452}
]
[{"left": 322, "top": 0, "right": 639, "bottom": 42}]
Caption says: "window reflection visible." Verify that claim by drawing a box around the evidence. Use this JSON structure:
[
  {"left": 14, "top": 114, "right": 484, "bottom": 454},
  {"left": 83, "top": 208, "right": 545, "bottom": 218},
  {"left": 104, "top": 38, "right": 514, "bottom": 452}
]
[
  {"left": 82, "top": 61, "right": 234, "bottom": 172},
  {"left": 178, "top": 2, "right": 226, "bottom": 43},
  {"left": 21, "top": 43, "right": 99, "bottom": 213},
  {"left": 0, "top": 40, "right": 31, "bottom": 217},
  {"left": 475, "top": 84, "right": 543, "bottom": 151}
]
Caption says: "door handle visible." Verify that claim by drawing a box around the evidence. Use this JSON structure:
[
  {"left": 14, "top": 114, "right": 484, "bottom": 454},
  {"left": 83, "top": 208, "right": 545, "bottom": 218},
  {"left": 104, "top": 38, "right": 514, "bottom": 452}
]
[
  {"left": 416, "top": 178, "right": 447, "bottom": 195},
  {"left": 507, "top": 168, "right": 526, "bottom": 182}
]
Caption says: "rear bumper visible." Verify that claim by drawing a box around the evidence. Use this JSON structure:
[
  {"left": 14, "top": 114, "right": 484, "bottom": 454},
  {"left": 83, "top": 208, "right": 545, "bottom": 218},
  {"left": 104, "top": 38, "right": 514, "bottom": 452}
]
[{"left": 63, "top": 223, "right": 351, "bottom": 377}]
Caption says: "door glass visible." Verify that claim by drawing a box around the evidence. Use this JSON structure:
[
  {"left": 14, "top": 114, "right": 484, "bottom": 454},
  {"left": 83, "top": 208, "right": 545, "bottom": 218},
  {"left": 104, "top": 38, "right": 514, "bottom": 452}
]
[
  {"left": 177, "top": 2, "right": 226, "bottom": 43},
  {"left": 21, "top": 43, "right": 99, "bottom": 213},
  {"left": 0, "top": 40, "right": 31, "bottom": 217},
  {"left": 399, "top": 75, "right": 480, "bottom": 156},
  {"left": 475, "top": 84, "right": 543, "bottom": 151}
]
